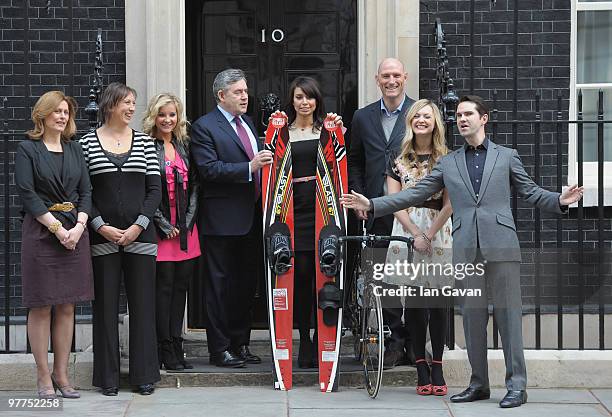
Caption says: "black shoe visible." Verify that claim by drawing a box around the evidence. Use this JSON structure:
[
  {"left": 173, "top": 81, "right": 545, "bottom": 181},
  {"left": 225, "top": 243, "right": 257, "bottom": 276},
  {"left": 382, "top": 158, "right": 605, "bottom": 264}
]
[
  {"left": 312, "top": 331, "right": 319, "bottom": 368},
  {"left": 450, "top": 386, "right": 491, "bottom": 403},
  {"left": 172, "top": 337, "right": 193, "bottom": 370},
  {"left": 101, "top": 386, "right": 118, "bottom": 396},
  {"left": 383, "top": 349, "right": 404, "bottom": 370},
  {"left": 403, "top": 344, "right": 416, "bottom": 366},
  {"left": 159, "top": 339, "right": 184, "bottom": 371},
  {"left": 209, "top": 350, "right": 246, "bottom": 368},
  {"left": 499, "top": 390, "right": 527, "bottom": 408},
  {"left": 297, "top": 338, "right": 315, "bottom": 369},
  {"left": 233, "top": 345, "right": 261, "bottom": 364},
  {"left": 137, "top": 383, "right": 155, "bottom": 395}
]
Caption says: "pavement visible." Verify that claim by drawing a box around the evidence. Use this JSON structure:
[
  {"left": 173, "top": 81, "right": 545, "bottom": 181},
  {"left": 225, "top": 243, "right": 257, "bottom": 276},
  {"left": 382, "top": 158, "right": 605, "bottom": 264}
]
[{"left": 0, "top": 386, "right": 610, "bottom": 417}]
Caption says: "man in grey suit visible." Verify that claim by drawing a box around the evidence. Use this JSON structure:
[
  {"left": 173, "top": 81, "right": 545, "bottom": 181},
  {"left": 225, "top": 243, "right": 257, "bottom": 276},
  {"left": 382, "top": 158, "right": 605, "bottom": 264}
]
[
  {"left": 341, "top": 95, "right": 583, "bottom": 408},
  {"left": 347, "top": 57, "right": 415, "bottom": 368}
]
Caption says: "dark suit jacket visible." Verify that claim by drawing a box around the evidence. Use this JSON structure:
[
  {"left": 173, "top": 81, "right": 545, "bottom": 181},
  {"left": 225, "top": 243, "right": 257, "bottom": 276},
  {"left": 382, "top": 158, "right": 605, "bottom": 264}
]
[
  {"left": 190, "top": 107, "right": 261, "bottom": 236},
  {"left": 15, "top": 138, "right": 92, "bottom": 224},
  {"left": 347, "top": 95, "right": 415, "bottom": 200}
]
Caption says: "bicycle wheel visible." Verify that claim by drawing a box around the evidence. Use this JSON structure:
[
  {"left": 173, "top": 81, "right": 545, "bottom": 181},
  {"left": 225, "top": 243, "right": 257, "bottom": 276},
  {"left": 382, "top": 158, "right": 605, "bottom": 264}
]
[
  {"left": 349, "top": 260, "right": 364, "bottom": 361},
  {"left": 361, "top": 282, "right": 384, "bottom": 398}
]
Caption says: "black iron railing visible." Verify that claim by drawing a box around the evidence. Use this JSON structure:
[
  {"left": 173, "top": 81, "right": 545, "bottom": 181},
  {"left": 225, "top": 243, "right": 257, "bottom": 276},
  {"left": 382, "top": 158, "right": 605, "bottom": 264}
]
[
  {"left": 0, "top": 23, "right": 103, "bottom": 353},
  {"left": 435, "top": 18, "right": 611, "bottom": 351}
]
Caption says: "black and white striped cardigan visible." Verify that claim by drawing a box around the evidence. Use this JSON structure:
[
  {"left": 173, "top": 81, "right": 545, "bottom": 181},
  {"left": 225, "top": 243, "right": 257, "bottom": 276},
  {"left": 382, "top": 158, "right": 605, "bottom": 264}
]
[{"left": 79, "top": 129, "right": 161, "bottom": 257}]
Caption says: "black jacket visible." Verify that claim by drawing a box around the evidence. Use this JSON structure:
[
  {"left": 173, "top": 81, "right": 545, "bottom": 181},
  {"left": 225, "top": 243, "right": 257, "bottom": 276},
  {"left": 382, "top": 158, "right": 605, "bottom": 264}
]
[
  {"left": 347, "top": 95, "right": 414, "bottom": 199},
  {"left": 15, "top": 138, "right": 92, "bottom": 224},
  {"left": 190, "top": 108, "right": 261, "bottom": 236},
  {"left": 153, "top": 137, "right": 200, "bottom": 238}
]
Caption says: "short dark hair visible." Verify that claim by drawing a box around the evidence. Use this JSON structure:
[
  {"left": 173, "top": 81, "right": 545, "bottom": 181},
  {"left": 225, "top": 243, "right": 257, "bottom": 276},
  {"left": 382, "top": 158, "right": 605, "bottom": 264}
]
[
  {"left": 212, "top": 69, "right": 246, "bottom": 103},
  {"left": 285, "top": 76, "right": 325, "bottom": 132},
  {"left": 98, "top": 82, "right": 137, "bottom": 124},
  {"left": 459, "top": 95, "right": 489, "bottom": 117}
]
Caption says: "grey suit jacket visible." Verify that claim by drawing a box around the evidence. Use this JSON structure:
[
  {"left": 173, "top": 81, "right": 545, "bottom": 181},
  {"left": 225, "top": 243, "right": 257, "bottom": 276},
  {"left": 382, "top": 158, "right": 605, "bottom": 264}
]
[{"left": 371, "top": 140, "right": 565, "bottom": 263}]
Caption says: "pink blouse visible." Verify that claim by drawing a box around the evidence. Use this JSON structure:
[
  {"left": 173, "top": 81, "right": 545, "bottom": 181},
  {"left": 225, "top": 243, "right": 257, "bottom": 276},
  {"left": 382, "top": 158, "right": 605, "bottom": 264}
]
[{"left": 156, "top": 152, "right": 201, "bottom": 262}]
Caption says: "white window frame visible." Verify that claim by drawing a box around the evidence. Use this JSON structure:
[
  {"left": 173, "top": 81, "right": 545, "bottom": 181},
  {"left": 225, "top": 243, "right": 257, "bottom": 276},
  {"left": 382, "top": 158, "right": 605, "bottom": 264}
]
[{"left": 569, "top": 0, "right": 612, "bottom": 206}]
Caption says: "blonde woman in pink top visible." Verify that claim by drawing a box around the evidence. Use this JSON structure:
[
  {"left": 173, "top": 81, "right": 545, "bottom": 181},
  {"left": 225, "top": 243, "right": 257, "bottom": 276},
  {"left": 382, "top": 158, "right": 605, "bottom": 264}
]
[{"left": 143, "top": 93, "right": 201, "bottom": 371}]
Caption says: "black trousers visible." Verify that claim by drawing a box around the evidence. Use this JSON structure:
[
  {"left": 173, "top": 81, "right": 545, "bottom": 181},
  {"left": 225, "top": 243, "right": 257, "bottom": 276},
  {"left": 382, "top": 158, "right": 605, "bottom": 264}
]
[
  {"left": 92, "top": 251, "right": 160, "bottom": 388},
  {"left": 368, "top": 216, "right": 409, "bottom": 352},
  {"left": 293, "top": 250, "right": 316, "bottom": 340},
  {"left": 200, "top": 209, "right": 263, "bottom": 353},
  {"left": 156, "top": 258, "right": 197, "bottom": 341}
]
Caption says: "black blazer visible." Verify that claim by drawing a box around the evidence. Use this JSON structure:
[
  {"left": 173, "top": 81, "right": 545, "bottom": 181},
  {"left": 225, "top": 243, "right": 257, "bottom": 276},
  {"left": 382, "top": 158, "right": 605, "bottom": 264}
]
[
  {"left": 153, "top": 137, "right": 200, "bottom": 238},
  {"left": 347, "top": 95, "right": 414, "bottom": 199},
  {"left": 190, "top": 107, "right": 261, "bottom": 236},
  {"left": 15, "top": 138, "right": 92, "bottom": 224}
]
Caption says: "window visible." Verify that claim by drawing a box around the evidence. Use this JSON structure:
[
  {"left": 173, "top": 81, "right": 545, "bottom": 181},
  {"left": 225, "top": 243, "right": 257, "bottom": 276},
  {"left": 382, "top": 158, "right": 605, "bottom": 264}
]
[{"left": 569, "top": 0, "right": 612, "bottom": 206}]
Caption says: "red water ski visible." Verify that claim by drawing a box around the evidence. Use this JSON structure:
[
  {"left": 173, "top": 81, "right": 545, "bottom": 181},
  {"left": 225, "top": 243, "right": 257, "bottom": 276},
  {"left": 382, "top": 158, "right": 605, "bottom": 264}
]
[
  {"left": 262, "top": 114, "right": 294, "bottom": 390},
  {"left": 315, "top": 115, "right": 348, "bottom": 392}
]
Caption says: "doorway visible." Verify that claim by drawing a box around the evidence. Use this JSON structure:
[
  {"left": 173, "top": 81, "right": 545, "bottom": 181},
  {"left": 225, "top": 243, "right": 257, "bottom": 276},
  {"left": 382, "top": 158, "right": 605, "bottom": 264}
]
[{"left": 185, "top": 0, "right": 357, "bottom": 329}]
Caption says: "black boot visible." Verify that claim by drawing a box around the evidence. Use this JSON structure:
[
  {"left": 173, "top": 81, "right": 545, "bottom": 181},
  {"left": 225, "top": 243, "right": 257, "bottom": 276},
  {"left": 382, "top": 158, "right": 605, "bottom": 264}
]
[
  {"left": 172, "top": 337, "right": 193, "bottom": 370},
  {"left": 312, "top": 330, "right": 319, "bottom": 367},
  {"left": 298, "top": 337, "right": 314, "bottom": 368},
  {"left": 159, "top": 339, "right": 184, "bottom": 371}
]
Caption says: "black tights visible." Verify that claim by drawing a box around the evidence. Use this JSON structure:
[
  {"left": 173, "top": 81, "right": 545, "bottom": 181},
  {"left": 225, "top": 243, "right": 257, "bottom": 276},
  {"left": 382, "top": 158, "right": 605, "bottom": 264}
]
[
  {"left": 407, "top": 305, "right": 447, "bottom": 386},
  {"left": 293, "top": 250, "right": 316, "bottom": 341},
  {"left": 406, "top": 307, "right": 447, "bottom": 362}
]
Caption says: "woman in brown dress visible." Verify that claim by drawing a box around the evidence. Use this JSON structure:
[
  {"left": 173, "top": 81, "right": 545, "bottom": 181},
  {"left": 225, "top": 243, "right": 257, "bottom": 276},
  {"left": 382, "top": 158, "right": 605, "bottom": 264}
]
[{"left": 15, "top": 91, "right": 94, "bottom": 399}]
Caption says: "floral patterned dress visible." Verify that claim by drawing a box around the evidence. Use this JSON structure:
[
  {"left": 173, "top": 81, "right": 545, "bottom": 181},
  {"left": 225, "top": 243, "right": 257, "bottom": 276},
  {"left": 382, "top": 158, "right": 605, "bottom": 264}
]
[{"left": 384, "top": 153, "right": 453, "bottom": 289}]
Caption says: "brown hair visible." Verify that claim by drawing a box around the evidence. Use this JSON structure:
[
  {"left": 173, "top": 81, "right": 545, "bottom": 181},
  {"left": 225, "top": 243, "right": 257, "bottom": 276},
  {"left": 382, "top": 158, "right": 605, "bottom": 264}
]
[
  {"left": 285, "top": 76, "right": 325, "bottom": 133},
  {"left": 27, "top": 91, "right": 78, "bottom": 141},
  {"left": 142, "top": 93, "right": 189, "bottom": 143},
  {"left": 459, "top": 95, "right": 489, "bottom": 117},
  {"left": 98, "top": 82, "right": 137, "bottom": 124},
  {"left": 399, "top": 99, "right": 448, "bottom": 171}
]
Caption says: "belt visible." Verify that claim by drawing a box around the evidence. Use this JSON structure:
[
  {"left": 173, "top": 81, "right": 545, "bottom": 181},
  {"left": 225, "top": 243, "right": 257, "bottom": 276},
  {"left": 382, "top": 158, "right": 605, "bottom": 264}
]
[
  {"left": 292, "top": 175, "right": 316, "bottom": 183},
  {"left": 414, "top": 198, "right": 443, "bottom": 211},
  {"left": 48, "top": 202, "right": 75, "bottom": 212}
]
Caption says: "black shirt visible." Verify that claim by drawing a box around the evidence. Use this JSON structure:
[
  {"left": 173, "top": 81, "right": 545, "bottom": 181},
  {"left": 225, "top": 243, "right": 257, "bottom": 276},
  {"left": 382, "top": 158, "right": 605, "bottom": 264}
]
[{"left": 464, "top": 137, "right": 489, "bottom": 198}]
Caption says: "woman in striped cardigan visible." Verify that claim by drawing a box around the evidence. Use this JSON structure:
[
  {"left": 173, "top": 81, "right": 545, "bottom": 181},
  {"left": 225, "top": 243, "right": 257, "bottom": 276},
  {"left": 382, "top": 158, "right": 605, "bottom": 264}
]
[{"left": 79, "top": 82, "right": 161, "bottom": 396}]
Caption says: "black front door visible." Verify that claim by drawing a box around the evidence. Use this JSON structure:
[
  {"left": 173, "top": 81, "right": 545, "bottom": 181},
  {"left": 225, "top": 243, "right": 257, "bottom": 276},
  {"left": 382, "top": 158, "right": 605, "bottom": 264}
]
[{"left": 185, "top": 0, "right": 357, "bottom": 329}]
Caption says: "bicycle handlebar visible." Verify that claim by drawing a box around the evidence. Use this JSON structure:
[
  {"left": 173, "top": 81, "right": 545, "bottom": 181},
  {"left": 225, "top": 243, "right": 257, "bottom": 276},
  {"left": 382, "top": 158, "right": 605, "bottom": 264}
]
[{"left": 339, "top": 235, "right": 414, "bottom": 246}]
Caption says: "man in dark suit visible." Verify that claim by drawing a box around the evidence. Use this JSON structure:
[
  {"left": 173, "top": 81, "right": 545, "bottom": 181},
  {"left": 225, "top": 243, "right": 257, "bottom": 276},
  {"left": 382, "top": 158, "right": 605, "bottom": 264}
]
[
  {"left": 190, "top": 68, "right": 273, "bottom": 367},
  {"left": 348, "top": 57, "right": 415, "bottom": 368}
]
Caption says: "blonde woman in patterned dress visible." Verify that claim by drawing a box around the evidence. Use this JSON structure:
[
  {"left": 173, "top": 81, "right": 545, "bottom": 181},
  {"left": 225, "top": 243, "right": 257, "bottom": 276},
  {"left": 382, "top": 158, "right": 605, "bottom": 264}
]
[{"left": 384, "top": 99, "right": 452, "bottom": 396}]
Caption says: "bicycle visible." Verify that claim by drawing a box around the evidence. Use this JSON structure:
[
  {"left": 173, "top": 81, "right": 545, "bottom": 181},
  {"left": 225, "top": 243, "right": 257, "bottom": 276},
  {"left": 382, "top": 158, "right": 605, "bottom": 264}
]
[{"left": 340, "top": 234, "right": 414, "bottom": 398}]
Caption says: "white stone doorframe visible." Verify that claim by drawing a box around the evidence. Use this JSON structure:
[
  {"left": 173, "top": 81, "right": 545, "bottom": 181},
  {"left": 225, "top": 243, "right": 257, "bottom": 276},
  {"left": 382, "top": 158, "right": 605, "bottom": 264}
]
[{"left": 124, "top": 0, "right": 420, "bottom": 334}]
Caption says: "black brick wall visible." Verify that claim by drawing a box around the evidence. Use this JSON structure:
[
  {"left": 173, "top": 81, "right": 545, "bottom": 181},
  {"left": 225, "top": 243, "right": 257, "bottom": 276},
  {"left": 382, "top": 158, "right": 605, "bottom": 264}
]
[
  {"left": 420, "top": 0, "right": 612, "bottom": 312},
  {"left": 0, "top": 0, "right": 610, "bottom": 325},
  {"left": 0, "top": 0, "right": 126, "bottom": 318}
]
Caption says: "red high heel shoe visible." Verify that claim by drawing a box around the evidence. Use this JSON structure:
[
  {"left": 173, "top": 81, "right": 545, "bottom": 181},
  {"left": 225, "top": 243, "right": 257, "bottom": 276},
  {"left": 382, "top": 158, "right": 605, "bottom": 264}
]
[
  {"left": 415, "top": 359, "right": 432, "bottom": 395},
  {"left": 431, "top": 360, "right": 447, "bottom": 396},
  {"left": 417, "top": 384, "right": 433, "bottom": 395}
]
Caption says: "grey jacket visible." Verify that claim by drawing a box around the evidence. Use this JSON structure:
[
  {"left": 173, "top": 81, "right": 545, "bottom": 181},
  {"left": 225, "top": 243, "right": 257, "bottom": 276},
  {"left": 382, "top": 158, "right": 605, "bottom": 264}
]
[{"left": 371, "top": 140, "right": 565, "bottom": 263}]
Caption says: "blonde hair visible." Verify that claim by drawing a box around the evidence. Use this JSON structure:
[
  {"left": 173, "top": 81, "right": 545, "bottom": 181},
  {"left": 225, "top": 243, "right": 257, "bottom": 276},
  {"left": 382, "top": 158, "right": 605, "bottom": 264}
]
[
  {"left": 27, "top": 91, "right": 77, "bottom": 141},
  {"left": 142, "top": 93, "right": 188, "bottom": 143},
  {"left": 399, "top": 99, "right": 448, "bottom": 171}
]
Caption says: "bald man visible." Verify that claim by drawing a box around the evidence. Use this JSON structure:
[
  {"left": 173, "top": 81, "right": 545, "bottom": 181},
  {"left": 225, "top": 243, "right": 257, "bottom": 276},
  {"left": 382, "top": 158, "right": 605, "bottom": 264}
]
[{"left": 347, "top": 58, "right": 415, "bottom": 368}]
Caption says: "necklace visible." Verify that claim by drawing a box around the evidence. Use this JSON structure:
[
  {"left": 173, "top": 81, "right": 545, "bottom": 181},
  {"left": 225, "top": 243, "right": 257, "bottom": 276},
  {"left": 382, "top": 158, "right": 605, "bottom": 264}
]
[{"left": 290, "top": 123, "right": 311, "bottom": 132}]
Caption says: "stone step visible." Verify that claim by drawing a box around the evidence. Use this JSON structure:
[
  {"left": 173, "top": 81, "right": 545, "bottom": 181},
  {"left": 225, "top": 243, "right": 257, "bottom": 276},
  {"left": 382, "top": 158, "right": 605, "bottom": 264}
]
[
  {"left": 183, "top": 335, "right": 362, "bottom": 359},
  {"left": 121, "top": 358, "right": 417, "bottom": 388}
]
